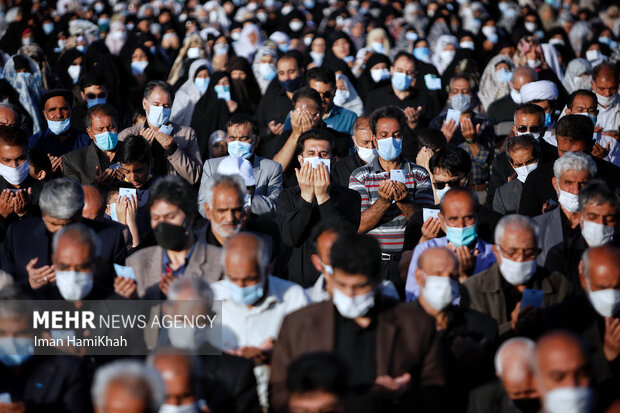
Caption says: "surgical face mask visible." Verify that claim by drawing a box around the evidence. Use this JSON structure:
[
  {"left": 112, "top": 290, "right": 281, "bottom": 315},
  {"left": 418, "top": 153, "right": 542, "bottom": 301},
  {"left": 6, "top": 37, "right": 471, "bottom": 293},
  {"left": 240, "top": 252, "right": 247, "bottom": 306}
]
[
  {"left": 309, "top": 51, "right": 324, "bottom": 66},
  {"left": 227, "top": 140, "right": 253, "bottom": 159},
  {"left": 94, "top": 131, "right": 118, "bottom": 152},
  {"left": 558, "top": 189, "right": 579, "bottom": 213},
  {"left": 573, "top": 75, "right": 592, "bottom": 91},
  {"left": 281, "top": 5, "right": 293, "bottom": 15},
  {"left": 258, "top": 63, "right": 276, "bottom": 81},
  {"left": 355, "top": 140, "right": 377, "bottom": 164},
  {"left": 168, "top": 324, "right": 209, "bottom": 351},
  {"left": 47, "top": 117, "right": 71, "bottom": 135},
  {"left": 332, "top": 89, "right": 349, "bottom": 106},
  {"left": 481, "top": 26, "right": 496, "bottom": 38},
  {"left": 406, "top": 32, "right": 418, "bottom": 42},
  {"left": 194, "top": 77, "right": 210, "bottom": 94},
  {"left": 517, "top": 130, "right": 541, "bottom": 140},
  {"left": 67, "top": 65, "right": 81, "bottom": 84},
  {"left": 543, "top": 387, "right": 593, "bottom": 413},
  {"left": 21, "top": 37, "right": 33, "bottom": 46},
  {"left": 498, "top": 252, "right": 537, "bottom": 286},
  {"left": 147, "top": 103, "right": 171, "bottom": 128},
  {"left": 445, "top": 223, "right": 477, "bottom": 247},
  {"left": 289, "top": 21, "right": 304, "bottom": 32},
  {"left": 510, "top": 87, "right": 522, "bottom": 104},
  {"left": 108, "top": 203, "right": 118, "bottom": 221},
  {"left": 187, "top": 46, "right": 201, "bottom": 59},
  {"left": 131, "top": 60, "right": 148, "bottom": 75},
  {"left": 371, "top": 41, "right": 386, "bottom": 54},
  {"left": 422, "top": 273, "right": 459, "bottom": 311},
  {"left": 524, "top": 22, "right": 537, "bottom": 32},
  {"left": 214, "top": 85, "right": 231, "bottom": 100},
  {"left": 231, "top": 32, "right": 241, "bottom": 42},
  {"left": 56, "top": 270, "right": 94, "bottom": 301},
  {"left": 435, "top": 185, "right": 451, "bottom": 200},
  {"left": 304, "top": 0, "right": 315, "bottom": 9},
  {"left": 391, "top": 72, "right": 413, "bottom": 91},
  {"left": 153, "top": 222, "right": 188, "bottom": 251},
  {"left": 214, "top": 43, "right": 229, "bottom": 56},
  {"left": 596, "top": 92, "right": 616, "bottom": 107},
  {"left": 376, "top": 137, "right": 402, "bottom": 161},
  {"left": 87, "top": 97, "right": 106, "bottom": 108},
  {"left": 599, "top": 37, "right": 618, "bottom": 49},
  {"left": 413, "top": 47, "right": 430, "bottom": 63},
  {"left": 451, "top": 94, "right": 472, "bottom": 112},
  {"left": 587, "top": 284, "right": 620, "bottom": 317},
  {"left": 278, "top": 43, "right": 290, "bottom": 53},
  {"left": 0, "top": 160, "right": 29, "bottom": 186},
  {"left": 43, "top": 22, "right": 54, "bottom": 35},
  {"left": 159, "top": 402, "right": 199, "bottom": 413},
  {"left": 256, "top": 12, "right": 268, "bottom": 23},
  {"left": 544, "top": 112, "right": 552, "bottom": 127},
  {"left": 527, "top": 59, "right": 541, "bottom": 69},
  {"left": 439, "top": 49, "right": 455, "bottom": 63},
  {"left": 581, "top": 219, "right": 614, "bottom": 247},
  {"left": 332, "top": 287, "right": 375, "bottom": 319},
  {"left": 0, "top": 337, "right": 34, "bottom": 366},
  {"left": 514, "top": 162, "right": 538, "bottom": 183},
  {"left": 370, "top": 68, "right": 390, "bottom": 83},
  {"left": 495, "top": 69, "right": 513, "bottom": 83},
  {"left": 225, "top": 278, "right": 264, "bottom": 306},
  {"left": 459, "top": 41, "right": 475, "bottom": 50}
]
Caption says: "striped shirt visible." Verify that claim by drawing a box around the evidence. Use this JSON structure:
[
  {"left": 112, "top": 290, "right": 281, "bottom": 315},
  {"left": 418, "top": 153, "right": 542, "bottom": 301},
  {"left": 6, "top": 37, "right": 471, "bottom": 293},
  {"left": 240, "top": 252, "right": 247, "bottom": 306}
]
[{"left": 349, "top": 157, "right": 433, "bottom": 252}]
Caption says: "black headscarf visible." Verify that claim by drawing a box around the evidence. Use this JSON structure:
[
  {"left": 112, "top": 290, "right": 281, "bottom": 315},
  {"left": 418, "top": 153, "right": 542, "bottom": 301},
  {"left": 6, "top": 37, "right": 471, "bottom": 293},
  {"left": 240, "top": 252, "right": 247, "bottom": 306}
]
[
  {"left": 323, "top": 31, "right": 356, "bottom": 85},
  {"left": 357, "top": 53, "right": 391, "bottom": 102},
  {"left": 227, "top": 57, "right": 262, "bottom": 113}
]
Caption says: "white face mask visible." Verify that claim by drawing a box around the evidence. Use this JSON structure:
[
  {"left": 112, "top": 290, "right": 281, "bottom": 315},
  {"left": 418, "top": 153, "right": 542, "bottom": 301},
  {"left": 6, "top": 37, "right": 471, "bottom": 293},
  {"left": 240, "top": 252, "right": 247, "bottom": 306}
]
[
  {"left": 159, "top": 402, "right": 199, "bottom": 413},
  {"left": 55, "top": 271, "right": 94, "bottom": 301},
  {"left": 596, "top": 92, "right": 616, "bottom": 107},
  {"left": 543, "top": 386, "right": 593, "bottom": 413},
  {"left": 186, "top": 47, "right": 201, "bottom": 59},
  {"left": 527, "top": 58, "right": 541, "bottom": 69},
  {"left": 573, "top": 75, "right": 592, "bottom": 91},
  {"left": 168, "top": 324, "right": 210, "bottom": 350},
  {"left": 67, "top": 65, "right": 81, "bottom": 84},
  {"left": 558, "top": 189, "right": 580, "bottom": 213},
  {"left": 435, "top": 185, "right": 450, "bottom": 201},
  {"left": 370, "top": 68, "right": 390, "bottom": 83},
  {"left": 517, "top": 130, "right": 540, "bottom": 140},
  {"left": 581, "top": 219, "right": 614, "bottom": 247},
  {"left": 524, "top": 22, "right": 537, "bottom": 33},
  {"left": 588, "top": 287, "right": 620, "bottom": 317},
  {"left": 356, "top": 143, "right": 377, "bottom": 164},
  {"left": 332, "top": 287, "right": 375, "bottom": 319},
  {"left": 289, "top": 21, "right": 304, "bottom": 31},
  {"left": 510, "top": 87, "right": 522, "bottom": 104},
  {"left": 333, "top": 89, "right": 350, "bottom": 106},
  {"left": 421, "top": 272, "right": 459, "bottom": 311},
  {"left": 514, "top": 162, "right": 538, "bottom": 183},
  {"left": 0, "top": 160, "right": 30, "bottom": 186},
  {"left": 499, "top": 252, "right": 537, "bottom": 286}
]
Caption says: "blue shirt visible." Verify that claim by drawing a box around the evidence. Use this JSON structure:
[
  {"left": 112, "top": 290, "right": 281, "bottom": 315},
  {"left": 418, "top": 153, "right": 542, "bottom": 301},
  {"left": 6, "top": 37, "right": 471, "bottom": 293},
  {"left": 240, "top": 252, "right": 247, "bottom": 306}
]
[
  {"left": 28, "top": 127, "right": 90, "bottom": 158},
  {"left": 405, "top": 236, "right": 497, "bottom": 302},
  {"left": 162, "top": 243, "right": 196, "bottom": 277},
  {"left": 282, "top": 105, "right": 358, "bottom": 135}
]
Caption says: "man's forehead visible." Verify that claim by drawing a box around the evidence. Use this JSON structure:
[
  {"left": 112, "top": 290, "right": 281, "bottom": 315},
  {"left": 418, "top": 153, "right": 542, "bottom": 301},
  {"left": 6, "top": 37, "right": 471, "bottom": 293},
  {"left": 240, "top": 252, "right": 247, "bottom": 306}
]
[
  {"left": 296, "top": 101, "right": 319, "bottom": 111},
  {"left": 303, "top": 139, "right": 330, "bottom": 151},
  {"left": 45, "top": 96, "right": 69, "bottom": 108},
  {"left": 572, "top": 96, "right": 596, "bottom": 107}
]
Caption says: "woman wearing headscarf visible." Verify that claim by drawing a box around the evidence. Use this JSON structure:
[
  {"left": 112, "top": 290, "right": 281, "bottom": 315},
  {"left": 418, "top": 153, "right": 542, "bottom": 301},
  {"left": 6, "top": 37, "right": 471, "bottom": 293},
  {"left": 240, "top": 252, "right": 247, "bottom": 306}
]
[
  {"left": 54, "top": 48, "right": 83, "bottom": 90},
  {"left": 0, "top": 79, "right": 34, "bottom": 136},
  {"left": 18, "top": 44, "right": 54, "bottom": 91},
  {"left": 478, "top": 55, "right": 515, "bottom": 111},
  {"left": 356, "top": 53, "right": 391, "bottom": 102},
  {"left": 281, "top": 9, "right": 306, "bottom": 39},
  {"left": 252, "top": 45, "right": 278, "bottom": 95},
  {"left": 167, "top": 34, "right": 208, "bottom": 88},
  {"left": 334, "top": 73, "right": 363, "bottom": 116},
  {"left": 105, "top": 21, "right": 127, "bottom": 56},
  {"left": 227, "top": 56, "right": 262, "bottom": 114},
  {"left": 323, "top": 31, "right": 356, "bottom": 85},
  {"left": 120, "top": 44, "right": 156, "bottom": 119},
  {"left": 303, "top": 35, "right": 327, "bottom": 68},
  {"left": 365, "top": 28, "right": 391, "bottom": 57},
  {"left": 210, "top": 35, "right": 235, "bottom": 73},
  {"left": 233, "top": 23, "right": 263, "bottom": 63},
  {"left": 190, "top": 71, "right": 248, "bottom": 160},
  {"left": 561, "top": 58, "right": 592, "bottom": 94},
  {"left": 431, "top": 34, "right": 458, "bottom": 75},
  {"left": 3, "top": 54, "right": 44, "bottom": 133},
  {"left": 171, "top": 59, "right": 211, "bottom": 127}
]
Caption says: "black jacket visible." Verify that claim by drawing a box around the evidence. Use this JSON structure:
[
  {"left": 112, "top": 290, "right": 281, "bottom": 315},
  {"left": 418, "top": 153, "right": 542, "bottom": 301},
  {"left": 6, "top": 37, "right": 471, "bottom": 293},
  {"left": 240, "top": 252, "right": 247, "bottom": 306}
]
[
  {"left": 276, "top": 184, "right": 361, "bottom": 287},
  {"left": 332, "top": 152, "right": 366, "bottom": 188},
  {"left": 255, "top": 78, "right": 294, "bottom": 137},
  {"left": 467, "top": 380, "right": 524, "bottom": 413},
  {"left": 0, "top": 176, "right": 44, "bottom": 244},
  {"left": 62, "top": 142, "right": 121, "bottom": 186},
  {"left": 486, "top": 94, "right": 519, "bottom": 125}
]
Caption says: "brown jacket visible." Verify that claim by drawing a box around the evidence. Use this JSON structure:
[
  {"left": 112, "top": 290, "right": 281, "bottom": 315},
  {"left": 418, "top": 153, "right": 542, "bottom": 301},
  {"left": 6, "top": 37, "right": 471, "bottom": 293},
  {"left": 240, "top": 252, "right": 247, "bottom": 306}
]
[
  {"left": 269, "top": 298, "right": 445, "bottom": 412},
  {"left": 461, "top": 263, "right": 573, "bottom": 335},
  {"left": 119, "top": 123, "right": 202, "bottom": 184}
]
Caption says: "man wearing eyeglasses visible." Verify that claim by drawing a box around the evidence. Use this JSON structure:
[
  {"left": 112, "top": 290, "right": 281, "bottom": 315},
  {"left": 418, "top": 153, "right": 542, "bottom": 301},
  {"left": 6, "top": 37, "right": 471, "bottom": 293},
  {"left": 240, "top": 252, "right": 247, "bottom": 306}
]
[
  {"left": 198, "top": 114, "right": 282, "bottom": 217},
  {"left": 461, "top": 214, "right": 573, "bottom": 337}
]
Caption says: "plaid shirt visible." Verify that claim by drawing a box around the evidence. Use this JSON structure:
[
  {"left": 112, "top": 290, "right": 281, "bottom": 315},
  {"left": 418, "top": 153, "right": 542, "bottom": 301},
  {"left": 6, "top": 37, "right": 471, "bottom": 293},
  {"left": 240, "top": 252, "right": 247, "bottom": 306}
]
[
  {"left": 349, "top": 157, "right": 433, "bottom": 252},
  {"left": 459, "top": 142, "right": 492, "bottom": 186}
]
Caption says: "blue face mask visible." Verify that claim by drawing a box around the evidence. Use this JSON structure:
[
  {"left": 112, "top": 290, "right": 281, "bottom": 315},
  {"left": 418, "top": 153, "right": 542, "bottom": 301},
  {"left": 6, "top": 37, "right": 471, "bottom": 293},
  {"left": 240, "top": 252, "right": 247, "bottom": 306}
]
[
  {"left": 43, "top": 22, "right": 54, "bottom": 35},
  {"left": 87, "top": 97, "right": 106, "bottom": 109},
  {"left": 227, "top": 140, "right": 253, "bottom": 159},
  {"left": 131, "top": 60, "right": 148, "bottom": 76},
  {"left": 376, "top": 137, "right": 402, "bottom": 161},
  {"left": 278, "top": 43, "right": 290, "bottom": 53},
  {"left": 109, "top": 202, "right": 118, "bottom": 221},
  {"left": 225, "top": 279, "right": 264, "bottom": 306},
  {"left": 586, "top": 113, "right": 597, "bottom": 126},
  {"left": 47, "top": 117, "right": 71, "bottom": 135},
  {"left": 147, "top": 103, "right": 171, "bottom": 128},
  {"left": 214, "top": 85, "right": 231, "bottom": 100},
  {"left": 445, "top": 223, "right": 477, "bottom": 246},
  {"left": 0, "top": 337, "right": 34, "bottom": 366},
  {"left": 451, "top": 94, "right": 472, "bottom": 112},
  {"left": 194, "top": 77, "right": 210, "bottom": 94},
  {"left": 391, "top": 72, "right": 413, "bottom": 91},
  {"left": 94, "top": 131, "right": 118, "bottom": 151},
  {"left": 280, "top": 76, "right": 301, "bottom": 93},
  {"left": 413, "top": 47, "right": 430, "bottom": 61},
  {"left": 544, "top": 112, "right": 552, "bottom": 127}
]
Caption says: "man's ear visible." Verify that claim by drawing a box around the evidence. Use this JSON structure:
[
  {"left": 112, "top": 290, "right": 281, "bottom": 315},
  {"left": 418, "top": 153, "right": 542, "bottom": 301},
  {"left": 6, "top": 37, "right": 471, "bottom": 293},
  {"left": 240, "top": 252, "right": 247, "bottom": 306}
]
[
  {"left": 578, "top": 259, "right": 588, "bottom": 291},
  {"left": 142, "top": 98, "right": 148, "bottom": 112},
  {"left": 297, "top": 154, "right": 304, "bottom": 166},
  {"left": 36, "top": 169, "right": 47, "bottom": 181},
  {"left": 551, "top": 177, "right": 558, "bottom": 192},
  {"left": 415, "top": 268, "right": 425, "bottom": 288},
  {"left": 310, "top": 253, "right": 323, "bottom": 273},
  {"left": 204, "top": 203, "right": 212, "bottom": 220}
]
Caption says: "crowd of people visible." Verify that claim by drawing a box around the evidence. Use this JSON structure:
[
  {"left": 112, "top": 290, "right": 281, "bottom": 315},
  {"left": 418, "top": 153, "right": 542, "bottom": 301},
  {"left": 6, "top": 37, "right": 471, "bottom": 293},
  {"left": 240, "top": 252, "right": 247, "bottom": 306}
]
[{"left": 0, "top": 0, "right": 619, "bottom": 411}]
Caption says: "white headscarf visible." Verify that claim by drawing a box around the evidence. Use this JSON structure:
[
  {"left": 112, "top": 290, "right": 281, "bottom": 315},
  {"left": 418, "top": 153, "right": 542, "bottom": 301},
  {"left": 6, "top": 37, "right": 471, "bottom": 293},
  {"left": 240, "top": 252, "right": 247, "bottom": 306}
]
[
  {"left": 233, "top": 23, "right": 263, "bottom": 62},
  {"left": 478, "top": 55, "right": 515, "bottom": 110},
  {"left": 431, "top": 34, "right": 458, "bottom": 75},
  {"left": 251, "top": 45, "right": 278, "bottom": 94},
  {"left": 561, "top": 58, "right": 592, "bottom": 94},
  {"left": 170, "top": 59, "right": 211, "bottom": 127},
  {"left": 3, "top": 54, "right": 44, "bottom": 134},
  {"left": 335, "top": 73, "right": 363, "bottom": 116}
]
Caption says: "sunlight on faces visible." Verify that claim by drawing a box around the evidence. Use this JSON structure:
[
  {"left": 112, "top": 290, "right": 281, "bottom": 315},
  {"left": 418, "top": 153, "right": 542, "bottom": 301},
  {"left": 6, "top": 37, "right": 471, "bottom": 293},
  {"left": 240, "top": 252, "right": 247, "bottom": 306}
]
[
  {"left": 508, "top": 146, "right": 537, "bottom": 169},
  {"left": 53, "top": 236, "right": 96, "bottom": 273},
  {"left": 415, "top": 248, "right": 459, "bottom": 289},
  {"left": 332, "top": 269, "right": 374, "bottom": 298},
  {"left": 150, "top": 199, "right": 187, "bottom": 229},
  {"left": 331, "top": 38, "right": 350, "bottom": 59},
  {"left": 0, "top": 144, "right": 27, "bottom": 168},
  {"left": 224, "top": 236, "right": 262, "bottom": 288},
  {"left": 438, "top": 192, "right": 476, "bottom": 231},
  {"left": 353, "top": 127, "right": 373, "bottom": 149},
  {"left": 205, "top": 184, "right": 246, "bottom": 238},
  {"left": 556, "top": 136, "right": 588, "bottom": 158},
  {"left": 568, "top": 94, "right": 597, "bottom": 116},
  {"left": 552, "top": 169, "right": 590, "bottom": 196},
  {"left": 288, "top": 391, "right": 344, "bottom": 413},
  {"left": 121, "top": 161, "right": 149, "bottom": 189},
  {"left": 390, "top": 56, "right": 415, "bottom": 79},
  {"left": 579, "top": 248, "right": 620, "bottom": 292},
  {"left": 309, "top": 79, "right": 335, "bottom": 114},
  {"left": 0, "top": 106, "right": 18, "bottom": 128},
  {"left": 277, "top": 57, "right": 300, "bottom": 82},
  {"left": 87, "top": 114, "right": 117, "bottom": 142},
  {"left": 44, "top": 96, "right": 71, "bottom": 121},
  {"left": 98, "top": 380, "right": 150, "bottom": 413},
  {"left": 493, "top": 224, "right": 537, "bottom": 264},
  {"left": 373, "top": 118, "right": 402, "bottom": 149},
  {"left": 581, "top": 201, "right": 617, "bottom": 227},
  {"left": 152, "top": 356, "right": 195, "bottom": 407},
  {"left": 512, "top": 112, "right": 544, "bottom": 135},
  {"left": 535, "top": 336, "right": 590, "bottom": 394}
]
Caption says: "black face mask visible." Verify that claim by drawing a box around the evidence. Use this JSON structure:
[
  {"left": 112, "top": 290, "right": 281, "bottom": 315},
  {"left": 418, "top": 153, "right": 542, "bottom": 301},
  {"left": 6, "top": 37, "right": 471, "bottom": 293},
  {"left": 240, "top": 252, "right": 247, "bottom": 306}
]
[
  {"left": 153, "top": 222, "right": 189, "bottom": 251},
  {"left": 510, "top": 397, "right": 541, "bottom": 413}
]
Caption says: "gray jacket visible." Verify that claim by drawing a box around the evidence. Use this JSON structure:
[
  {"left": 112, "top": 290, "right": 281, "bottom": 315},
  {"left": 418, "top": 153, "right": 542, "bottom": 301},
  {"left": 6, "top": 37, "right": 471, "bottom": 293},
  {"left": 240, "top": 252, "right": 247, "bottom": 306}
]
[
  {"left": 493, "top": 178, "right": 523, "bottom": 216},
  {"left": 533, "top": 207, "right": 564, "bottom": 265}
]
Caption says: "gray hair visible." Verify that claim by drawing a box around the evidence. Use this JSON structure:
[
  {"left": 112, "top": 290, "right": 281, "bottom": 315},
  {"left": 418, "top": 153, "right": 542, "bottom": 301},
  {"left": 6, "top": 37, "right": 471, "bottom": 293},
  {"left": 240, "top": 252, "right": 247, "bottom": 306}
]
[
  {"left": 197, "top": 173, "right": 245, "bottom": 218},
  {"left": 167, "top": 277, "right": 214, "bottom": 302},
  {"left": 578, "top": 179, "right": 619, "bottom": 213},
  {"left": 91, "top": 360, "right": 165, "bottom": 412},
  {"left": 494, "top": 337, "right": 535, "bottom": 376},
  {"left": 553, "top": 151, "right": 597, "bottom": 181},
  {"left": 143, "top": 80, "right": 174, "bottom": 101},
  {"left": 52, "top": 223, "right": 102, "bottom": 258},
  {"left": 221, "top": 232, "right": 271, "bottom": 278},
  {"left": 0, "top": 102, "right": 19, "bottom": 119},
  {"left": 39, "top": 178, "right": 84, "bottom": 219},
  {"left": 494, "top": 214, "right": 540, "bottom": 247}
]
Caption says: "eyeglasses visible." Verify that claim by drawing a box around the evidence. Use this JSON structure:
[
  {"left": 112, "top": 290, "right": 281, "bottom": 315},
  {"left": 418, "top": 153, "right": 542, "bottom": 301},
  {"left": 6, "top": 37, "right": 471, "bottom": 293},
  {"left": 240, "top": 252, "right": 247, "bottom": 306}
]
[
  {"left": 85, "top": 92, "right": 106, "bottom": 99},
  {"left": 498, "top": 245, "right": 541, "bottom": 261},
  {"left": 433, "top": 178, "right": 463, "bottom": 190},
  {"left": 316, "top": 90, "right": 333, "bottom": 99},
  {"left": 516, "top": 125, "right": 543, "bottom": 134}
]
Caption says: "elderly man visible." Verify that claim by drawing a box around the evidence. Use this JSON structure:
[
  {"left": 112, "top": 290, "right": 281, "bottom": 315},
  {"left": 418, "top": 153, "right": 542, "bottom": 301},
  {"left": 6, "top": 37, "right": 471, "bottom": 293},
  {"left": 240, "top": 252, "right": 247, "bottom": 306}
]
[
  {"left": 198, "top": 114, "right": 282, "bottom": 217},
  {"left": 270, "top": 233, "right": 444, "bottom": 412},
  {"left": 0, "top": 297, "right": 90, "bottom": 411},
  {"left": 122, "top": 176, "right": 222, "bottom": 299},
  {"left": 486, "top": 66, "right": 537, "bottom": 133},
  {"left": 405, "top": 188, "right": 497, "bottom": 302},
  {"left": 62, "top": 104, "right": 123, "bottom": 187},
  {"left": 0, "top": 178, "right": 126, "bottom": 290},
  {"left": 0, "top": 102, "right": 21, "bottom": 130},
  {"left": 277, "top": 128, "right": 360, "bottom": 287},
  {"left": 545, "top": 180, "right": 619, "bottom": 289},
  {"left": 28, "top": 89, "right": 90, "bottom": 173},
  {"left": 461, "top": 214, "right": 573, "bottom": 336},
  {"left": 534, "top": 152, "right": 597, "bottom": 263},
  {"left": 332, "top": 116, "right": 376, "bottom": 187},
  {"left": 519, "top": 80, "right": 559, "bottom": 147},
  {"left": 467, "top": 338, "right": 540, "bottom": 413},
  {"left": 350, "top": 105, "right": 433, "bottom": 293},
  {"left": 545, "top": 246, "right": 620, "bottom": 386},
  {"left": 211, "top": 232, "right": 308, "bottom": 408},
  {"left": 91, "top": 360, "right": 165, "bottom": 413},
  {"left": 492, "top": 134, "right": 540, "bottom": 215},
  {"left": 119, "top": 80, "right": 202, "bottom": 184},
  {"left": 413, "top": 247, "right": 498, "bottom": 411},
  {"left": 592, "top": 63, "right": 620, "bottom": 134},
  {"left": 533, "top": 332, "right": 595, "bottom": 413}
]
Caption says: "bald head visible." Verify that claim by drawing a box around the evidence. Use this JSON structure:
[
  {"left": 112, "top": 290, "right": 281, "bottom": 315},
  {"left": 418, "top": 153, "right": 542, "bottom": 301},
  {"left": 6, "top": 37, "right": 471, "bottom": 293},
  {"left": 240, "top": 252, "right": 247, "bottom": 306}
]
[
  {"left": 417, "top": 247, "right": 458, "bottom": 276},
  {"left": 513, "top": 66, "right": 538, "bottom": 91},
  {"left": 223, "top": 232, "right": 269, "bottom": 293},
  {"left": 82, "top": 185, "right": 105, "bottom": 220},
  {"left": 535, "top": 331, "right": 590, "bottom": 395},
  {"left": 151, "top": 351, "right": 196, "bottom": 407}
]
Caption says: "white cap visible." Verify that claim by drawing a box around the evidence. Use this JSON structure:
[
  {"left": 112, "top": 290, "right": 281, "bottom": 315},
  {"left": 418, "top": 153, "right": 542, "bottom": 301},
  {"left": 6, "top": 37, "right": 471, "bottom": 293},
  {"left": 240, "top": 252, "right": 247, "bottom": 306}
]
[{"left": 216, "top": 155, "right": 256, "bottom": 187}]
